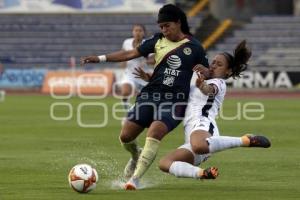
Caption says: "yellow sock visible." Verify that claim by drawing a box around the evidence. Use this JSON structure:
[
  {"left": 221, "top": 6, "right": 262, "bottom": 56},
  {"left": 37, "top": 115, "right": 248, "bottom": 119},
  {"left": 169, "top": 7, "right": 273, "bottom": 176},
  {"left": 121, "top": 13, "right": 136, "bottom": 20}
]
[
  {"left": 133, "top": 137, "right": 160, "bottom": 179},
  {"left": 120, "top": 139, "right": 139, "bottom": 160}
]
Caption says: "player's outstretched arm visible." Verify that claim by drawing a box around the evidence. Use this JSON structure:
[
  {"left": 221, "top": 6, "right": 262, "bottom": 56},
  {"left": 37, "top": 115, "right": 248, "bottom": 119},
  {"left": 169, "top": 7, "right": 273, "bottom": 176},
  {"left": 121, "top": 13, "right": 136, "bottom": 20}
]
[
  {"left": 196, "top": 72, "right": 217, "bottom": 96},
  {"left": 193, "top": 64, "right": 210, "bottom": 79},
  {"left": 80, "top": 49, "right": 141, "bottom": 65}
]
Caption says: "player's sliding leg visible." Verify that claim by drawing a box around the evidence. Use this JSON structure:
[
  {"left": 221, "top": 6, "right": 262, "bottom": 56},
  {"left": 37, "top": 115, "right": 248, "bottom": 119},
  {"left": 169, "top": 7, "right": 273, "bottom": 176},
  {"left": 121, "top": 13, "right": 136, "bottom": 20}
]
[
  {"left": 119, "top": 121, "right": 145, "bottom": 178},
  {"left": 159, "top": 148, "right": 218, "bottom": 179},
  {"left": 206, "top": 134, "right": 271, "bottom": 154},
  {"left": 241, "top": 134, "right": 271, "bottom": 148},
  {"left": 190, "top": 130, "right": 271, "bottom": 155},
  {"left": 124, "top": 121, "right": 168, "bottom": 190}
]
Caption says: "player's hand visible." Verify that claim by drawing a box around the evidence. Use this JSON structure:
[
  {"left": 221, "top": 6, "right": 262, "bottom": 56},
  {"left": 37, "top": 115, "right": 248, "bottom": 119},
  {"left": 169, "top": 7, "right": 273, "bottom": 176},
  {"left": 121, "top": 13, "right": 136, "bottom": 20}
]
[
  {"left": 195, "top": 72, "right": 205, "bottom": 88},
  {"left": 193, "top": 64, "right": 210, "bottom": 79},
  {"left": 80, "top": 56, "right": 100, "bottom": 66},
  {"left": 133, "top": 67, "right": 151, "bottom": 82}
]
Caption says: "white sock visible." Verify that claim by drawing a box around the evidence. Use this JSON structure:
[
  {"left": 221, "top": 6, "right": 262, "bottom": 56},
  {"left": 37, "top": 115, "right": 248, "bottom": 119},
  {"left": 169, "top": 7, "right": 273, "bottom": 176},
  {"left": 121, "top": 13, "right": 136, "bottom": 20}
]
[
  {"left": 206, "top": 136, "right": 243, "bottom": 153},
  {"left": 169, "top": 161, "right": 201, "bottom": 179}
]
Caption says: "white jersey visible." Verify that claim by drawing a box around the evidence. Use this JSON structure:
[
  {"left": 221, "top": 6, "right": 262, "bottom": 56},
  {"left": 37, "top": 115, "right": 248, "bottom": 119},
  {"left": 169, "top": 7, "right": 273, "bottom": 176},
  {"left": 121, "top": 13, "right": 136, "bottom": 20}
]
[
  {"left": 121, "top": 38, "right": 152, "bottom": 90},
  {"left": 180, "top": 78, "right": 227, "bottom": 165},
  {"left": 184, "top": 78, "right": 227, "bottom": 125}
]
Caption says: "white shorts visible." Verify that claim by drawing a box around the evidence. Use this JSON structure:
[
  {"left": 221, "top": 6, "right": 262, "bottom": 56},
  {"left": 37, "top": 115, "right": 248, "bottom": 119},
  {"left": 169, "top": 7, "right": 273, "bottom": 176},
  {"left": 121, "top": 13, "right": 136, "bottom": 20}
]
[{"left": 179, "top": 116, "right": 220, "bottom": 166}]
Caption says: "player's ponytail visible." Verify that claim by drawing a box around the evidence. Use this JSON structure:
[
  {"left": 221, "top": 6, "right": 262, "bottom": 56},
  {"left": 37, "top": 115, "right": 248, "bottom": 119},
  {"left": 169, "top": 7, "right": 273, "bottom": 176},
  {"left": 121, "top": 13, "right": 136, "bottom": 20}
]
[
  {"left": 222, "top": 40, "right": 252, "bottom": 79},
  {"left": 179, "top": 12, "right": 192, "bottom": 36}
]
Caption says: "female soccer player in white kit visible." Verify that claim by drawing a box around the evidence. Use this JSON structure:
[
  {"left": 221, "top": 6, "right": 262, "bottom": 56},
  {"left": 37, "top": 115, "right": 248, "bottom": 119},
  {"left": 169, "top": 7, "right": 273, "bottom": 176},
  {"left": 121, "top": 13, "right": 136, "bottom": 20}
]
[
  {"left": 158, "top": 40, "right": 271, "bottom": 179},
  {"left": 135, "top": 40, "right": 271, "bottom": 180}
]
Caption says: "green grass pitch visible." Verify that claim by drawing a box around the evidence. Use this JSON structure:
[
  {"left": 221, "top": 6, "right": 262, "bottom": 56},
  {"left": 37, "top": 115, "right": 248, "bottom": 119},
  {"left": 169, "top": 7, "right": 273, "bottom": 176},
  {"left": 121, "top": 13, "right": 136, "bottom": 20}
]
[{"left": 0, "top": 94, "right": 299, "bottom": 200}]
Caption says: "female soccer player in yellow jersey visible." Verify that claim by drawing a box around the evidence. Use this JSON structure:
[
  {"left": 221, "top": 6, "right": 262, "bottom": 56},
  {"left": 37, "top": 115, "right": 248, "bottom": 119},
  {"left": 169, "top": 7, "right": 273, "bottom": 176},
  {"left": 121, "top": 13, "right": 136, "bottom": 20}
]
[{"left": 81, "top": 4, "right": 209, "bottom": 190}]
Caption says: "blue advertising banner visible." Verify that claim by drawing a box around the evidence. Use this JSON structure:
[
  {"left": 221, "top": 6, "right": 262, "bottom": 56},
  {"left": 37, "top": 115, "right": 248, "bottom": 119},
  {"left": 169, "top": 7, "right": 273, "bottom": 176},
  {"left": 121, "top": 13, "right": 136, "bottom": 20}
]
[
  {"left": 54, "top": 0, "right": 167, "bottom": 9},
  {"left": 53, "top": 0, "right": 82, "bottom": 9},
  {"left": 0, "top": 0, "right": 170, "bottom": 12},
  {"left": 0, "top": 69, "right": 47, "bottom": 88},
  {"left": 0, "top": 0, "right": 20, "bottom": 8}
]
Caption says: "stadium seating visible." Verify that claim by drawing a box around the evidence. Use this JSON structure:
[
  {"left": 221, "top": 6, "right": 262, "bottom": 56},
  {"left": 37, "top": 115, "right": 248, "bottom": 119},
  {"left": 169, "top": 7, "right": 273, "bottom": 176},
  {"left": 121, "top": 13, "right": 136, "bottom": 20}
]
[
  {"left": 0, "top": 13, "right": 202, "bottom": 68},
  {"left": 207, "top": 16, "right": 300, "bottom": 69}
]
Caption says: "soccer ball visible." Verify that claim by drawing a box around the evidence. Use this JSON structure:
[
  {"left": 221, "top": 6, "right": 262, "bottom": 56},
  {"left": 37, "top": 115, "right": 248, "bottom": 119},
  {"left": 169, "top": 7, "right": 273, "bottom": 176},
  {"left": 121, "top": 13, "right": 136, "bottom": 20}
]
[{"left": 68, "top": 164, "right": 98, "bottom": 193}]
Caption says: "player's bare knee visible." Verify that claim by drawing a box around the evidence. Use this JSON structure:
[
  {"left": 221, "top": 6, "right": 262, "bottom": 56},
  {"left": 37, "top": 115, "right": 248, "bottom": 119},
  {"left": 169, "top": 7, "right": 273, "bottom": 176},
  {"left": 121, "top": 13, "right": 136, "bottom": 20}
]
[
  {"left": 158, "top": 158, "right": 172, "bottom": 173},
  {"left": 190, "top": 131, "right": 210, "bottom": 154},
  {"left": 147, "top": 122, "right": 168, "bottom": 140},
  {"left": 119, "top": 132, "right": 133, "bottom": 143},
  {"left": 147, "top": 130, "right": 165, "bottom": 140},
  {"left": 191, "top": 142, "right": 209, "bottom": 154}
]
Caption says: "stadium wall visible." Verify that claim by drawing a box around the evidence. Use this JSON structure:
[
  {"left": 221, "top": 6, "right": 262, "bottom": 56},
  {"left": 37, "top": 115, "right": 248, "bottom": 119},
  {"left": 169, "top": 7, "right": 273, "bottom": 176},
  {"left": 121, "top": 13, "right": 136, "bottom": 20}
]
[
  {"left": 210, "top": 0, "right": 294, "bottom": 21},
  {"left": 1, "top": 68, "right": 300, "bottom": 93}
]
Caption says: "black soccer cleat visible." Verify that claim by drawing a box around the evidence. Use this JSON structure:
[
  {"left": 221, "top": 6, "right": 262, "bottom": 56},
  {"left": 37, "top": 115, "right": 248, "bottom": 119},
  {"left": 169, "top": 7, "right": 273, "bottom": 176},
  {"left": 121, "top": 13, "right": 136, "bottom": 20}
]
[{"left": 243, "top": 134, "right": 271, "bottom": 148}]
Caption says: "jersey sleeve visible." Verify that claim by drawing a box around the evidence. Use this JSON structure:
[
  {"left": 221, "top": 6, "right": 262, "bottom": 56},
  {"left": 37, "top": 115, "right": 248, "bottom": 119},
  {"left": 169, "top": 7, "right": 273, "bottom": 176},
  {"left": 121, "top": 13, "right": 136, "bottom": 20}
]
[
  {"left": 137, "top": 34, "right": 160, "bottom": 57},
  {"left": 207, "top": 79, "right": 226, "bottom": 95}
]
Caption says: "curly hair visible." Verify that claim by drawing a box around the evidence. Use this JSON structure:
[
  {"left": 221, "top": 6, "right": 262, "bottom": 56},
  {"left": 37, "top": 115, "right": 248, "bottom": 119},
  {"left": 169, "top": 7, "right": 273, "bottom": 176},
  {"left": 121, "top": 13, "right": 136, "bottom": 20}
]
[{"left": 222, "top": 40, "right": 252, "bottom": 79}]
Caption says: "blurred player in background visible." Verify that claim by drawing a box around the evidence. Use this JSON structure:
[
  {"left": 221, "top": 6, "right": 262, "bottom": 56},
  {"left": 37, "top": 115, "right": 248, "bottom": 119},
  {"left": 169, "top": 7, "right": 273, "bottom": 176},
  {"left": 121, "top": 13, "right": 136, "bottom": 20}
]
[
  {"left": 119, "top": 24, "right": 153, "bottom": 123},
  {"left": 0, "top": 63, "right": 4, "bottom": 75},
  {"left": 81, "top": 4, "right": 209, "bottom": 190}
]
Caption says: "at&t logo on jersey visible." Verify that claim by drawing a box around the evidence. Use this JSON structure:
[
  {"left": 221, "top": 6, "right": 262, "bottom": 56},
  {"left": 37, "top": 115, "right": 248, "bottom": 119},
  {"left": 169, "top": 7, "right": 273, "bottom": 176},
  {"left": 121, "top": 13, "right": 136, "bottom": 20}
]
[
  {"left": 163, "top": 55, "right": 182, "bottom": 86},
  {"left": 167, "top": 55, "right": 181, "bottom": 69}
]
